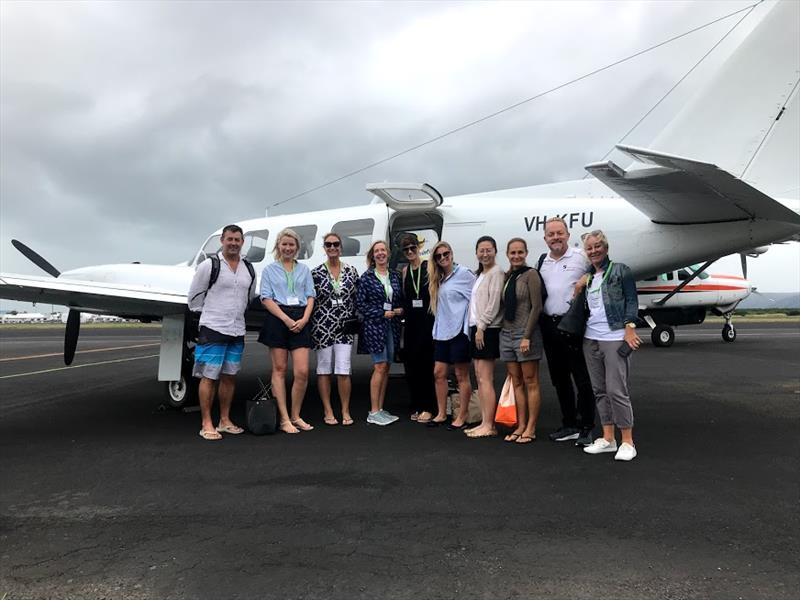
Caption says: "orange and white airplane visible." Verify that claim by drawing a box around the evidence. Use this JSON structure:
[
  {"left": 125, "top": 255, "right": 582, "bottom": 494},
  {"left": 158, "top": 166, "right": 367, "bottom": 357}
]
[
  {"left": 637, "top": 266, "right": 753, "bottom": 347},
  {"left": 0, "top": 0, "right": 797, "bottom": 409}
]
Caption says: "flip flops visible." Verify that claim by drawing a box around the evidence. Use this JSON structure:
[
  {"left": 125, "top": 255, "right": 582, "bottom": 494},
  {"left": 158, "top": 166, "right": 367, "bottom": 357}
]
[
  {"left": 291, "top": 418, "right": 314, "bottom": 431},
  {"left": 216, "top": 424, "right": 244, "bottom": 435},
  {"left": 199, "top": 429, "right": 222, "bottom": 441}
]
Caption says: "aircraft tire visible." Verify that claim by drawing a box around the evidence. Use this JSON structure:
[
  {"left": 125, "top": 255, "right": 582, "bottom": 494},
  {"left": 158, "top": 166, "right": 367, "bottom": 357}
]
[
  {"left": 721, "top": 323, "right": 737, "bottom": 343},
  {"left": 651, "top": 325, "right": 675, "bottom": 348},
  {"left": 164, "top": 368, "right": 198, "bottom": 409}
]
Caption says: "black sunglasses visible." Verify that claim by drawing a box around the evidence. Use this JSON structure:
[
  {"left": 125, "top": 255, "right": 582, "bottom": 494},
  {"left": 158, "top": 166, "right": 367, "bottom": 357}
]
[
  {"left": 324, "top": 241, "right": 341, "bottom": 248},
  {"left": 434, "top": 250, "right": 451, "bottom": 260},
  {"left": 402, "top": 245, "right": 418, "bottom": 253}
]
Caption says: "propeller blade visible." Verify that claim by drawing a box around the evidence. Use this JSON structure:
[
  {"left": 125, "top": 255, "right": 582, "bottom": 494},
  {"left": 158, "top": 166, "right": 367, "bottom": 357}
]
[
  {"left": 64, "top": 310, "right": 80, "bottom": 365},
  {"left": 11, "top": 239, "right": 61, "bottom": 277},
  {"left": 739, "top": 253, "right": 747, "bottom": 279}
]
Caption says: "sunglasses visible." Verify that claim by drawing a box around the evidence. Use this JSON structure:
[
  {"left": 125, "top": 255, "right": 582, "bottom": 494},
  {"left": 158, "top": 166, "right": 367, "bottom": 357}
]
[
  {"left": 324, "top": 241, "right": 341, "bottom": 248},
  {"left": 434, "top": 250, "right": 451, "bottom": 261},
  {"left": 402, "top": 245, "right": 418, "bottom": 253}
]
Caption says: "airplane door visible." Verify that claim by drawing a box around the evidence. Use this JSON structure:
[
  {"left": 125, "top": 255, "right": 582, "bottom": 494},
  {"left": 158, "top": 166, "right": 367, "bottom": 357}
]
[{"left": 365, "top": 183, "right": 444, "bottom": 269}]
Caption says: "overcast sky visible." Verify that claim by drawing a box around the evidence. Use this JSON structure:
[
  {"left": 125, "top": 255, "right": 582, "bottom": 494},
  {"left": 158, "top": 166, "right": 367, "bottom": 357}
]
[{"left": 1, "top": 0, "right": 798, "bottom": 306}]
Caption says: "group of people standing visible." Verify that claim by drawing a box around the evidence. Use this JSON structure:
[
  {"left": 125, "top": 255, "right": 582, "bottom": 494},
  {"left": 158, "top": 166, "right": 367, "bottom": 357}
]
[{"left": 187, "top": 217, "right": 642, "bottom": 462}]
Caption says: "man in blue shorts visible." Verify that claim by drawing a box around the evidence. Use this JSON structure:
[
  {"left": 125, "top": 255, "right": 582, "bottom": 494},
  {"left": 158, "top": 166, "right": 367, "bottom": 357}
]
[{"left": 188, "top": 225, "right": 256, "bottom": 440}]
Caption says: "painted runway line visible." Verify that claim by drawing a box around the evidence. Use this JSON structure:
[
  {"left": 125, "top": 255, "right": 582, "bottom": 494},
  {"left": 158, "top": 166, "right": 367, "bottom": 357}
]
[
  {"left": 0, "top": 342, "right": 160, "bottom": 362},
  {"left": 0, "top": 354, "right": 159, "bottom": 380}
]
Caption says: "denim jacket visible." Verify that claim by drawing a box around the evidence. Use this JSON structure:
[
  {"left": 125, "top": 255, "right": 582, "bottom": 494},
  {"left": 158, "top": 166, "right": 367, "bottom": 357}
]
[{"left": 587, "top": 257, "right": 638, "bottom": 330}]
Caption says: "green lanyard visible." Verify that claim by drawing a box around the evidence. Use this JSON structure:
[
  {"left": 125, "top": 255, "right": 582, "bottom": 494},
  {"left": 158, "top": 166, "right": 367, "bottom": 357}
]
[
  {"left": 410, "top": 264, "right": 422, "bottom": 298},
  {"left": 324, "top": 262, "right": 342, "bottom": 294},
  {"left": 588, "top": 261, "right": 613, "bottom": 293},
  {"left": 376, "top": 270, "right": 392, "bottom": 301},
  {"left": 282, "top": 263, "right": 296, "bottom": 295}
]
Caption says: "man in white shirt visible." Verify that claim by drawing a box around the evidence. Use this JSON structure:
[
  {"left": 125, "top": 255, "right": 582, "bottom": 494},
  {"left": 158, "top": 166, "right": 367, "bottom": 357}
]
[
  {"left": 538, "top": 218, "right": 596, "bottom": 446},
  {"left": 187, "top": 225, "right": 256, "bottom": 440}
]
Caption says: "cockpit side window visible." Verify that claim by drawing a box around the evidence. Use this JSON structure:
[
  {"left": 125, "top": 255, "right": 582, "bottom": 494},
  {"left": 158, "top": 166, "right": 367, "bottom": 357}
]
[
  {"left": 194, "top": 235, "right": 223, "bottom": 266},
  {"left": 242, "top": 229, "right": 269, "bottom": 264}
]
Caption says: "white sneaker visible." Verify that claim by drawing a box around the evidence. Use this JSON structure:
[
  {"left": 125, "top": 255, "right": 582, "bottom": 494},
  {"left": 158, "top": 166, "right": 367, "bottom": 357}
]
[
  {"left": 583, "top": 438, "right": 617, "bottom": 455},
  {"left": 614, "top": 443, "right": 637, "bottom": 461},
  {"left": 379, "top": 409, "right": 399, "bottom": 424},
  {"left": 367, "top": 411, "right": 389, "bottom": 426}
]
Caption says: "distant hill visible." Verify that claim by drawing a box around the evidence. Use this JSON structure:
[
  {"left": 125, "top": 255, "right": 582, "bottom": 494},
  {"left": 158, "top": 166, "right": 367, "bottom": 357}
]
[{"left": 739, "top": 292, "right": 800, "bottom": 309}]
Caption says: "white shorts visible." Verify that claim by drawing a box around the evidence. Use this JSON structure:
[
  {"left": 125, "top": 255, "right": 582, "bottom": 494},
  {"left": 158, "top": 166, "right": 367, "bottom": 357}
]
[{"left": 316, "top": 343, "right": 353, "bottom": 375}]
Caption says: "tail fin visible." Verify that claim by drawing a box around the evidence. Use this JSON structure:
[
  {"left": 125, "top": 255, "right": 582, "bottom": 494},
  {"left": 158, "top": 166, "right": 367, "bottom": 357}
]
[{"left": 648, "top": 0, "right": 799, "bottom": 183}]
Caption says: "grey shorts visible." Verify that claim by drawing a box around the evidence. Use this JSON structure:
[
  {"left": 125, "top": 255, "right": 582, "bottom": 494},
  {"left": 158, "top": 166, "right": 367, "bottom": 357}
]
[{"left": 500, "top": 327, "right": 543, "bottom": 362}]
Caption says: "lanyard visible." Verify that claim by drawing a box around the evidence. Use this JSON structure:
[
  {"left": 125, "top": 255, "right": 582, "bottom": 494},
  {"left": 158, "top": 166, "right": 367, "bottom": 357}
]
[
  {"left": 324, "top": 261, "right": 342, "bottom": 294},
  {"left": 588, "top": 261, "right": 613, "bottom": 293},
  {"left": 409, "top": 264, "right": 422, "bottom": 298},
  {"left": 282, "top": 263, "right": 296, "bottom": 295},
  {"left": 375, "top": 270, "right": 392, "bottom": 301}
]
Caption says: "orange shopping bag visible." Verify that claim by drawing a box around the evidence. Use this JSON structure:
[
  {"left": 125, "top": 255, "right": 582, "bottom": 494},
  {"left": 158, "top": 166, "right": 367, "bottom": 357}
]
[{"left": 494, "top": 375, "right": 516, "bottom": 428}]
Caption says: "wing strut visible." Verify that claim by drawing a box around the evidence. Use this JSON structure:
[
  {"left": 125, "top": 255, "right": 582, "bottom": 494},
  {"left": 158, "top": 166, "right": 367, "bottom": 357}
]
[{"left": 654, "top": 259, "right": 716, "bottom": 306}]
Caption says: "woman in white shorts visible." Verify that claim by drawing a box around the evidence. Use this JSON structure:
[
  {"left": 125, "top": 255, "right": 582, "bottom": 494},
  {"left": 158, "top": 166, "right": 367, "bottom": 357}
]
[{"left": 311, "top": 232, "right": 360, "bottom": 426}]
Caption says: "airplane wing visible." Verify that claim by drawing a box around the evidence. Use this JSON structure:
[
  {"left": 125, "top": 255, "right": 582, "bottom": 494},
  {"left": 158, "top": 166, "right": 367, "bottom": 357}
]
[
  {"left": 0, "top": 273, "right": 187, "bottom": 318},
  {"left": 585, "top": 145, "right": 800, "bottom": 226}
]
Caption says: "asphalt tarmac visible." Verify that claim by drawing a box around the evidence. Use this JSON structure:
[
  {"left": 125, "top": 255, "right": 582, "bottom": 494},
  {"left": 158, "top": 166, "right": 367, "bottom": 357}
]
[{"left": 1, "top": 322, "right": 798, "bottom": 600}]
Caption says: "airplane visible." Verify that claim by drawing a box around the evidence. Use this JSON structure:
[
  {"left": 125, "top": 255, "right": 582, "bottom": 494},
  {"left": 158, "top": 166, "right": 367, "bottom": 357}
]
[
  {"left": 636, "top": 266, "right": 753, "bottom": 347},
  {"left": 0, "top": 0, "right": 798, "bottom": 410}
]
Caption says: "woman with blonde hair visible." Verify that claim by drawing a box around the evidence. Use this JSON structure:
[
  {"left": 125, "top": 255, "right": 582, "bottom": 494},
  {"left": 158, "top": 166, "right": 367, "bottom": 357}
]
[
  {"left": 356, "top": 240, "right": 404, "bottom": 426},
  {"left": 258, "top": 228, "right": 316, "bottom": 434},
  {"left": 310, "top": 232, "right": 359, "bottom": 426},
  {"left": 500, "top": 237, "right": 543, "bottom": 444},
  {"left": 428, "top": 241, "right": 476, "bottom": 429}
]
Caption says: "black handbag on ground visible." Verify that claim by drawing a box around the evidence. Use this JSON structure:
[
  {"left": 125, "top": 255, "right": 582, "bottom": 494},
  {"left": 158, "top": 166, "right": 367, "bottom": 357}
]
[
  {"left": 246, "top": 378, "right": 277, "bottom": 435},
  {"left": 557, "top": 288, "right": 589, "bottom": 338}
]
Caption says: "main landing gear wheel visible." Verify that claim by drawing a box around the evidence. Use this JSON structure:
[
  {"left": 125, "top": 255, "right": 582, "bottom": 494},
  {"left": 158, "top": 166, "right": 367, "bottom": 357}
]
[
  {"left": 722, "top": 323, "right": 737, "bottom": 343},
  {"left": 651, "top": 325, "right": 675, "bottom": 348},
  {"left": 163, "top": 348, "right": 198, "bottom": 409}
]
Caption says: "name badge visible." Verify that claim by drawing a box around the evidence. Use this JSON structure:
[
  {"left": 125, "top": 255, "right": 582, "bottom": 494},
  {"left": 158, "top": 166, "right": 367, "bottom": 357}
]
[
  {"left": 412, "top": 299, "right": 424, "bottom": 308},
  {"left": 286, "top": 296, "right": 300, "bottom": 306},
  {"left": 332, "top": 299, "right": 342, "bottom": 307},
  {"left": 383, "top": 302, "right": 393, "bottom": 311}
]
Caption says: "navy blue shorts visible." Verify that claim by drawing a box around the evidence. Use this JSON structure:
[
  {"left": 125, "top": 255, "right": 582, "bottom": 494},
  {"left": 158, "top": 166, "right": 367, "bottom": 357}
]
[{"left": 434, "top": 333, "right": 470, "bottom": 365}]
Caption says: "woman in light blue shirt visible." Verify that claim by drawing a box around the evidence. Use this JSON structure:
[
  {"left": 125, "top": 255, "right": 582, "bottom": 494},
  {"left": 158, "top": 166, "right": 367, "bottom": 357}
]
[
  {"left": 258, "top": 228, "right": 316, "bottom": 434},
  {"left": 428, "top": 241, "right": 476, "bottom": 429}
]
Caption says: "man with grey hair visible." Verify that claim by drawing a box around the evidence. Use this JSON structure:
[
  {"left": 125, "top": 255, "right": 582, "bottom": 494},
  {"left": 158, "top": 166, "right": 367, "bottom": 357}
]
[{"left": 538, "top": 217, "right": 596, "bottom": 445}]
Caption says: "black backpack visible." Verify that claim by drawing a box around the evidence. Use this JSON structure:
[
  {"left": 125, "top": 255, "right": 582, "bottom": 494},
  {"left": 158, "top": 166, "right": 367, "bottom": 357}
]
[
  {"left": 536, "top": 253, "right": 549, "bottom": 303},
  {"left": 208, "top": 254, "right": 256, "bottom": 293}
]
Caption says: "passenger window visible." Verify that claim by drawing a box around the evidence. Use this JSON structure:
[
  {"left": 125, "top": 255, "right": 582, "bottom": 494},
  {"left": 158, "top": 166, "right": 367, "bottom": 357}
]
[
  {"left": 643, "top": 276, "right": 658, "bottom": 282},
  {"left": 287, "top": 225, "right": 318, "bottom": 260},
  {"left": 677, "top": 269, "right": 690, "bottom": 281},
  {"left": 332, "top": 219, "right": 375, "bottom": 256},
  {"left": 242, "top": 229, "right": 269, "bottom": 263}
]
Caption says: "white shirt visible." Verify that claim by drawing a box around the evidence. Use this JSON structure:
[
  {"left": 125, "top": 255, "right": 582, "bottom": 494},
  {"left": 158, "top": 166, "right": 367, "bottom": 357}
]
[
  {"left": 539, "top": 247, "right": 590, "bottom": 316},
  {"left": 188, "top": 253, "right": 255, "bottom": 337},
  {"left": 584, "top": 269, "right": 624, "bottom": 341},
  {"left": 468, "top": 273, "right": 485, "bottom": 327}
]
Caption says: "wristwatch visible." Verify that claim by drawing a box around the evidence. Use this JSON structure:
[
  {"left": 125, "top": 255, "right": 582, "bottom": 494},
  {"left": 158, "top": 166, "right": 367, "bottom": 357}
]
[{"left": 625, "top": 322, "right": 636, "bottom": 329}]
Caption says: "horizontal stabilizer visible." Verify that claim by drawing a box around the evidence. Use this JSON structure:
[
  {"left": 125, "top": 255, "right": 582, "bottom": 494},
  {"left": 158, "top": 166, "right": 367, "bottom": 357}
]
[
  {"left": 0, "top": 273, "right": 187, "bottom": 318},
  {"left": 585, "top": 145, "right": 800, "bottom": 225}
]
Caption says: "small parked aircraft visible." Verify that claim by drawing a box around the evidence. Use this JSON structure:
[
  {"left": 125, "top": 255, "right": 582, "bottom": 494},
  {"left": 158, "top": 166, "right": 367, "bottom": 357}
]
[
  {"left": 0, "top": 0, "right": 798, "bottom": 408},
  {"left": 637, "top": 266, "right": 752, "bottom": 347}
]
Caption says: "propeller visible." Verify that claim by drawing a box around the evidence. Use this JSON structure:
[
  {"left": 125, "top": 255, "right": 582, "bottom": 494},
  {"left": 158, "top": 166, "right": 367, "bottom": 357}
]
[
  {"left": 740, "top": 253, "right": 748, "bottom": 279},
  {"left": 64, "top": 309, "right": 81, "bottom": 365},
  {"left": 11, "top": 239, "right": 61, "bottom": 277},
  {"left": 11, "top": 239, "right": 81, "bottom": 364}
]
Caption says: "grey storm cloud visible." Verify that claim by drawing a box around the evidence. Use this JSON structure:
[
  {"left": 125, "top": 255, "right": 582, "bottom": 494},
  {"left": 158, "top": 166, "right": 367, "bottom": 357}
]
[{"left": 3, "top": 0, "right": 796, "bottom": 295}]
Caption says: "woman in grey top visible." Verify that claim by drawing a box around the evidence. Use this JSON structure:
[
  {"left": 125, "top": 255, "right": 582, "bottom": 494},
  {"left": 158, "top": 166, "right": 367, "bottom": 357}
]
[{"left": 500, "top": 238, "right": 543, "bottom": 444}]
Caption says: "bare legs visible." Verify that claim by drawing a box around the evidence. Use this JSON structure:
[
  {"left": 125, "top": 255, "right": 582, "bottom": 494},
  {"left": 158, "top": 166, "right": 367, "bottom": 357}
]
[
  {"left": 602, "top": 424, "right": 634, "bottom": 445},
  {"left": 318, "top": 374, "right": 352, "bottom": 423},
  {"left": 505, "top": 360, "right": 541, "bottom": 442},
  {"left": 199, "top": 374, "right": 238, "bottom": 435},
  {"left": 469, "top": 358, "right": 497, "bottom": 436},
  {"left": 433, "top": 361, "right": 471, "bottom": 426},
  {"left": 370, "top": 362, "right": 390, "bottom": 413},
  {"left": 270, "top": 347, "right": 310, "bottom": 433}
]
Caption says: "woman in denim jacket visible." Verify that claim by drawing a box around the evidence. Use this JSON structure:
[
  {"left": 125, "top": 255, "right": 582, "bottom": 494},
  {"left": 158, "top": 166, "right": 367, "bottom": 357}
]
[
  {"left": 356, "top": 240, "right": 404, "bottom": 426},
  {"left": 577, "top": 230, "right": 642, "bottom": 462}
]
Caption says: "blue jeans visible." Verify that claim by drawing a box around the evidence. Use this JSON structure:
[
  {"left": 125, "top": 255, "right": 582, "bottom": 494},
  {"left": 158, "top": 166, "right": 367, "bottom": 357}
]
[{"left": 370, "top": 325, "right": 395, "bottom": 364}]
